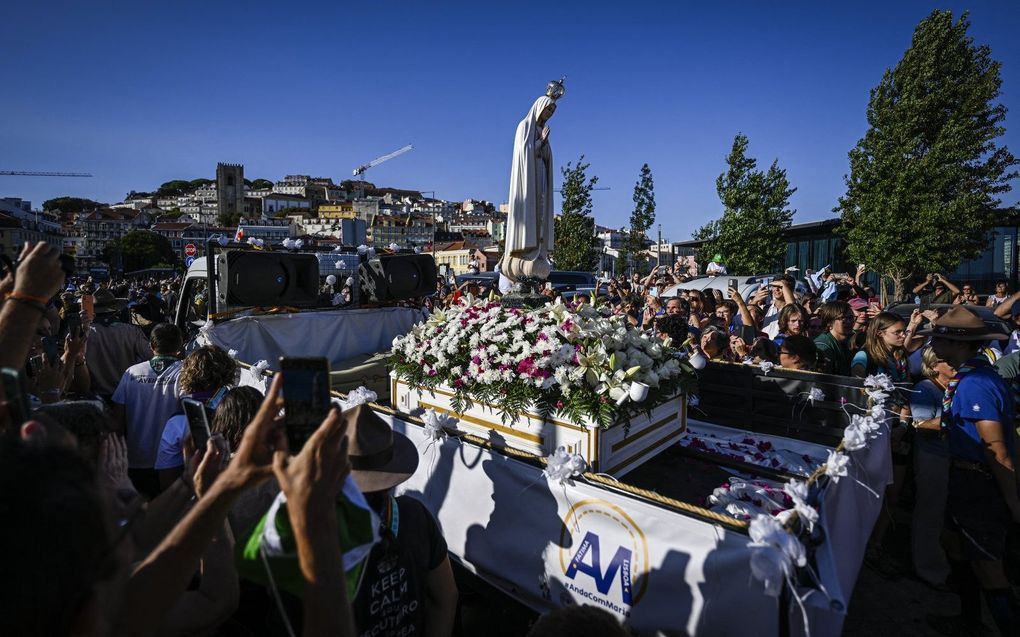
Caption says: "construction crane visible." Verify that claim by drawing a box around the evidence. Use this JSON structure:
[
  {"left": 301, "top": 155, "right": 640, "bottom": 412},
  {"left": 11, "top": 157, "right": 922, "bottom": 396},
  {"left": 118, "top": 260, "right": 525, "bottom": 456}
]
[
  {"left": 352, "top": 144, "right": 413, "bottom": 179},
  {"left": 0, "top": 170, "right": 93, "bottom": 177}
]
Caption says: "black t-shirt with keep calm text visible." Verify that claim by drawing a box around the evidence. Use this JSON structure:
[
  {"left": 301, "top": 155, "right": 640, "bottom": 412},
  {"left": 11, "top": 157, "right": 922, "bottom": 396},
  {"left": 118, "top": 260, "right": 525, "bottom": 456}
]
[{"left": 352, "top": 496, "right": 448, "bottom": 637}]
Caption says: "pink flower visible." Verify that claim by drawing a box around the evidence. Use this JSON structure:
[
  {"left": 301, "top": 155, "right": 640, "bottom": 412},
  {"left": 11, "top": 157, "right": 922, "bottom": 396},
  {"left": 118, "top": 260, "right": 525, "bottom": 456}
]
[
  {"left": 472, "top": 355, "right": 482, "bottom": 365},
  {"left": 517, "top": 358, "right": 536, "bottom": 375},
  {"left": 454, "top": 378, "right": 464, "bottom": 388},
  {"left": 556, "top": 400, "right": 564, "bottom": 409}
]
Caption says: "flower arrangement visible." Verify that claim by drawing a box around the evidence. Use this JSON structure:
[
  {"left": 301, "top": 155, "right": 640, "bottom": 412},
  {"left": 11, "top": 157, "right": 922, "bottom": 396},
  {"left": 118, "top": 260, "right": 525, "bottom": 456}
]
[{"left": 390, "top": 298, "right": 698, "bottom": 429}]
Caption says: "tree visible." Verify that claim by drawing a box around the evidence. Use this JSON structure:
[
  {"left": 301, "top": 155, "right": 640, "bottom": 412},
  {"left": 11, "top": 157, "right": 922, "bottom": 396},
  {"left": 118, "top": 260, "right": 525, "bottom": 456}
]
[
  {"left": 250, "top": 178, "right": 274, "bottom": 190},
  {"left": 835, "top": 10, "right": 1018, "bottom": 300},
  {"left": 552, "top": 155, "right": 600, "bottom": 272},
  {"left": 218, "top": 212, "right": 243, "bottom": 227},
  {"left": 42, "top": 196, "right": 102, "bottom": 213},
  {"left": 103, "top": 230, "right": 176, "bottom": 272},
  {"left": 618, "top": 163, "right": 656, "bottom": 276},
  {"left": 156, "top": 180, "right": 196, "bottom": 197},
  {"left": 695, "top": 134, "right": 796, "bottom": 274}
]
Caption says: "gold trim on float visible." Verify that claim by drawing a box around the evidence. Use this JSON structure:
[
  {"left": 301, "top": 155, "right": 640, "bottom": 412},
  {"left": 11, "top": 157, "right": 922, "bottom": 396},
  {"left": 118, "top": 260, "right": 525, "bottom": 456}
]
[
  {"left": 605, "top": 429, "right": 684, "bottom": 475},
  {"left": 419, "top": 401, "right": 545, "bottom": 445},
  {"left": 609, "top": 411, "right": 677, "bottom": 453},
  {"left": 395, "top": 379, "right": 588, "bottom": 432}
]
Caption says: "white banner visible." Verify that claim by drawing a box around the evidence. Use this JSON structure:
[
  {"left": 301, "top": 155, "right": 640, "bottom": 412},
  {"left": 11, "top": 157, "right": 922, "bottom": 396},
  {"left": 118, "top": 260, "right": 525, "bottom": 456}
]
[
  {"left": 386, "top": 414, "right": 777, "bottom": 636},
  {"left": 384, "top": 413, "right": 889, "bottom": 637},
  {"left": 205, "top": 307, "right": 424, "bottom": 370}
]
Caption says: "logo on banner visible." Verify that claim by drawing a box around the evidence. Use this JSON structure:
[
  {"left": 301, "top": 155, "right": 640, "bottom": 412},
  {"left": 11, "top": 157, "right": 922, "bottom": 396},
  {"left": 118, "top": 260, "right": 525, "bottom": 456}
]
[{"left": 559, "top": 498, "right": 648, "bottom": 614}]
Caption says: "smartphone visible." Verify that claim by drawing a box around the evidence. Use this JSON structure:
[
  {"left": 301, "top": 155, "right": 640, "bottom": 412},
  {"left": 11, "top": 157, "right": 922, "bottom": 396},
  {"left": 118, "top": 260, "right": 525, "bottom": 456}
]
[
  {"left": 81, "top": 294, "right": 94, "bottom": 315},
  {"left": 920, "top": 296, "right": 931, "bottom": 312},
  {"left": 280, "top": 357, "right": 332, "bottom": 454},
  {"left": 181, "top": 397, "right": 211, "bottom": 451},
  {"left": 728, "top": 278, "right": 738, "bottom": 290},
  {"left": 41, "top": 336, "right": 61, "bottom": 364},
  {"left": 64, "top": 312, "right": 82, "bottom": 338},
  {"left": 206, "top": 385, "right": 229, "bottom": 412},
  {"left": 0, "top": 367, "right": 31, "bottom": 426},
  {"left": 26, "top": 356, "right": 42, "bottom": 378}
]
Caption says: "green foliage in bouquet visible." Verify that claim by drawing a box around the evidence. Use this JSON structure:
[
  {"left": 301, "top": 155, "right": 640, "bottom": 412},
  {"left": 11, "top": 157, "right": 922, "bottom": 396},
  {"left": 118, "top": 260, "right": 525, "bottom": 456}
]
[{"left": 390, "top": 299, "right": 698, "bottom": 429}]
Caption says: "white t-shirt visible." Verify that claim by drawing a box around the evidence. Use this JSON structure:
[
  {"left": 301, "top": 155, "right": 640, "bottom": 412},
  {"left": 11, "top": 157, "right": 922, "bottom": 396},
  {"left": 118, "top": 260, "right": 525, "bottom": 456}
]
[
  {"left": 155, "top": 414, "right": 188, "bottom": 470},
  {"left": 112, "top": 359, "right": 183, "bottom": 468},
  {"left": 761, "top": 303, "right": 781, "bottom": 339}
]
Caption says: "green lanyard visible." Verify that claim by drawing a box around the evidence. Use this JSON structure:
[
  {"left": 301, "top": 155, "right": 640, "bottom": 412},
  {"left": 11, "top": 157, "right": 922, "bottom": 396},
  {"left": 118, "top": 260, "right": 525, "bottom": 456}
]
[
  {"left": 384, "top": 496, "right": 400, "bottom": 538},
  {"left": 149, "top": 355, "right": 179, "bottom": 374}
]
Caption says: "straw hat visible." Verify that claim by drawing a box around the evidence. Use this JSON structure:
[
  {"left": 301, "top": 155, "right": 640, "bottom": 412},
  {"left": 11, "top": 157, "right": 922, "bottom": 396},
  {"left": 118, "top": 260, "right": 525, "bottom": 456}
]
[
  {"left": 919, "top": 306, "right": 1007, "bottom": 341},
  {"left": 341, "top": 404, "right": 419, "bottom": 492},
  {"left": 92, "top": 289, "right": 127, "bottom": 314}
]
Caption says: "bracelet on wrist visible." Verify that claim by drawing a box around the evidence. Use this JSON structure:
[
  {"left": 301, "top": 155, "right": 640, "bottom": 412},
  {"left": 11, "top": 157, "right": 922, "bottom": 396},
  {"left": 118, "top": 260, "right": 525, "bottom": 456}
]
[
  {"left": 5, "top": 295, "right": 47, "bottom": 314},
  {"left": 6, "top": 291, "right": 50, "bottom": 306}
]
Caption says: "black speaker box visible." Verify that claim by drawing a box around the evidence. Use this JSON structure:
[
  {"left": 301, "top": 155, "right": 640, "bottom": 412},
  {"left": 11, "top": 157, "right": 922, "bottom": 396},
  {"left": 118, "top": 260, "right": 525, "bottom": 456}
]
[
  {"left": 359, "top": 254, "right": 437, "bottom": 303},
  {"left": 216, "top": 250, "right": 320, "bottom": 307}
]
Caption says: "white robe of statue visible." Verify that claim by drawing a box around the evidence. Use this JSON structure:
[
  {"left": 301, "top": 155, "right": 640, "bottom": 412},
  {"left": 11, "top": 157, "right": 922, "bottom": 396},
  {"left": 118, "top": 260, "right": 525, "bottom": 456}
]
[{"left": 501, "top": 95, "right": 556, "bottom": 282}]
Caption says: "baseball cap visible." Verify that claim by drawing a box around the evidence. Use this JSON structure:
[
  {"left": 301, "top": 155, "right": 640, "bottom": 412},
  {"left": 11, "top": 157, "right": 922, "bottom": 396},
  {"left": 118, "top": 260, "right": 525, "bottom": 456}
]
[{"left": 848, "top": 298, "right": 870, "bottom": 312}]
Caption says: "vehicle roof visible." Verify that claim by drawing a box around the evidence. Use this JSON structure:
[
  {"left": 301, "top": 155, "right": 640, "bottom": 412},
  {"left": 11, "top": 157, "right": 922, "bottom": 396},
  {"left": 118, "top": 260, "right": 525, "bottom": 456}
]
[
  {"left": 662, "top": 275, "right": 768, "bottom": 301},
  {"left": 663, "top": 274, "right": 811, "bottom": 300}
]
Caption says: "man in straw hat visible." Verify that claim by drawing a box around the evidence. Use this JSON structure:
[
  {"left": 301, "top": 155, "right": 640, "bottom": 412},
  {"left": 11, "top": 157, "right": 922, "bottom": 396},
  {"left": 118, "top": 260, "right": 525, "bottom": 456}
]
[
  {"left": 924, "top": 306, "right": 1020, "bottom": 635},
  {"left": 340, "top": 404, "right": 458, "bottom": 636},
  {"left": 84, "top": 288, "right": 150, "bottom": 397}
]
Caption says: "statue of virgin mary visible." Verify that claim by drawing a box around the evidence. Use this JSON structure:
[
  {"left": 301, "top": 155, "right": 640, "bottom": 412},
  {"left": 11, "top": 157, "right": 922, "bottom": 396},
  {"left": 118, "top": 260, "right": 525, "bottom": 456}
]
[{"left": 500, "top": 80, "right": 564, "bottom": 286}]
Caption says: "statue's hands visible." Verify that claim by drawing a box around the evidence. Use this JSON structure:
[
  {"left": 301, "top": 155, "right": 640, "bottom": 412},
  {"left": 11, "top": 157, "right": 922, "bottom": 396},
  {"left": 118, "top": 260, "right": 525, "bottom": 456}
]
[{"left": 540, "top": 125, "right": 550, "bottom": 143}]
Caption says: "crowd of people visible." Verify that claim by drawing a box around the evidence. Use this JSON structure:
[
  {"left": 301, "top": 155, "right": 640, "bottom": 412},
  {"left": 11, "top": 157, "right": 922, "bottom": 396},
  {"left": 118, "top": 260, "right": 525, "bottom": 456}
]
[
  {"left": 0, "top": 243, "right": 638, "bottom": 637},
  {"left": 6, "top": 240, "right": 1020, "bottom": 635},
  {"left": 428, "top": 260, "right": 1020, "bottom": 635}
]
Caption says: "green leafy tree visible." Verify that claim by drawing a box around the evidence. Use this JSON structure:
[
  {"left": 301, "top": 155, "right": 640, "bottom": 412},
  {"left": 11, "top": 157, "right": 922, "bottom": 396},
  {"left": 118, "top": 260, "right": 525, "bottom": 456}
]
[
  {"left": 553, "top": 155, "right": 599, "bottom": 273},
  {"left": 619, "top": 163, "right": 656, "bottom": 276},
  {"left": 695, "top": 133, "right": 796, "bottom": 274},
  {"left": 42, "top": 197, "right": 102, "bottom": 213},
  {"left": 103, "top": 230, "right": 176, "bottom": 272},
  {"left": 836, "top": 10, "right": 1018, "bottom": 300},
  {"left": 218, "top": 212, "right": 243, "bottom": 227},
  {"left": 156, "top": 180, "right": 196, "bottom": 197},
  {"left": 250, "top": 178, "right": 274, "bottom": 190}
]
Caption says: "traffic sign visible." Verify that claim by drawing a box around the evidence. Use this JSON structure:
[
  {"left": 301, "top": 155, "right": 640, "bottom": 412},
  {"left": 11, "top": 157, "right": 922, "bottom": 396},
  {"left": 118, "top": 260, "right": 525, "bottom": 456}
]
[
  {"left": 185, "top": 256, "right": 195, "bottom": 268},
  {"left": 184, "top": 243, "right": 197, "bottom": 257}
]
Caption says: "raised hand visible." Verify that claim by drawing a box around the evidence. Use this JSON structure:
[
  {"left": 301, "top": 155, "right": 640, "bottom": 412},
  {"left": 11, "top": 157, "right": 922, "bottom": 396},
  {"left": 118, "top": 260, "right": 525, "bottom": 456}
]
[{"left": 14, "top": 242, "right": 65, "bottom": 301}]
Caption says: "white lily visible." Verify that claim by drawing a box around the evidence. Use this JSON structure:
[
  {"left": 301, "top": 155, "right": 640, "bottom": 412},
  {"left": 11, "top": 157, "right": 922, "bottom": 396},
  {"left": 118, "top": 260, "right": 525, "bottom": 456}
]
[{"left": 576, "top": 344, "right": 608, "bottom": 388}]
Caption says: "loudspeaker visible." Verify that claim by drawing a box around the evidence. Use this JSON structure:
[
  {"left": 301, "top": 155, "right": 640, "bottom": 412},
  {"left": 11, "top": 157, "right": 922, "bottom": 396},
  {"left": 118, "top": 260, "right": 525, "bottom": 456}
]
[
  {"left": 216, "top": 250, "right": 320, "bottom": 307},
  {"left": 359, "top": 254, "right": 437, "bottom": 303}
]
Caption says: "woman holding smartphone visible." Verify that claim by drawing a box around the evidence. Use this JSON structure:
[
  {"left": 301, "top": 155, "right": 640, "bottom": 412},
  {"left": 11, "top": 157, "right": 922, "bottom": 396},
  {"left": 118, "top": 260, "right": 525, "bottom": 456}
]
[{"left": 686, "top": 290, "right": 711, "bottom": 331}]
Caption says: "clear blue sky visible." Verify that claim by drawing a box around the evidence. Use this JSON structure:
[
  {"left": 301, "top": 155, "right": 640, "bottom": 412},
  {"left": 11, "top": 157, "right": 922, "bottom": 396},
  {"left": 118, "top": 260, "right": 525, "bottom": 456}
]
[{"left": 1, "top": 1, "right": 1018, "bottom": 242}]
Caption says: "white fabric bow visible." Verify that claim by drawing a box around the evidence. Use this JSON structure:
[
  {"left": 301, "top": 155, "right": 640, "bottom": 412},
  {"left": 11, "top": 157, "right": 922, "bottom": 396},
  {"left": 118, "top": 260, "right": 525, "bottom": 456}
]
[
  {"left": 747, "top": 514, "right": 807, "bottom": 597},
  {"left": 543, "top": 446, "right": 587, "bottom": 485},
  {"left": 421, "top": 408, "right": 457, "bottom": 442}
]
